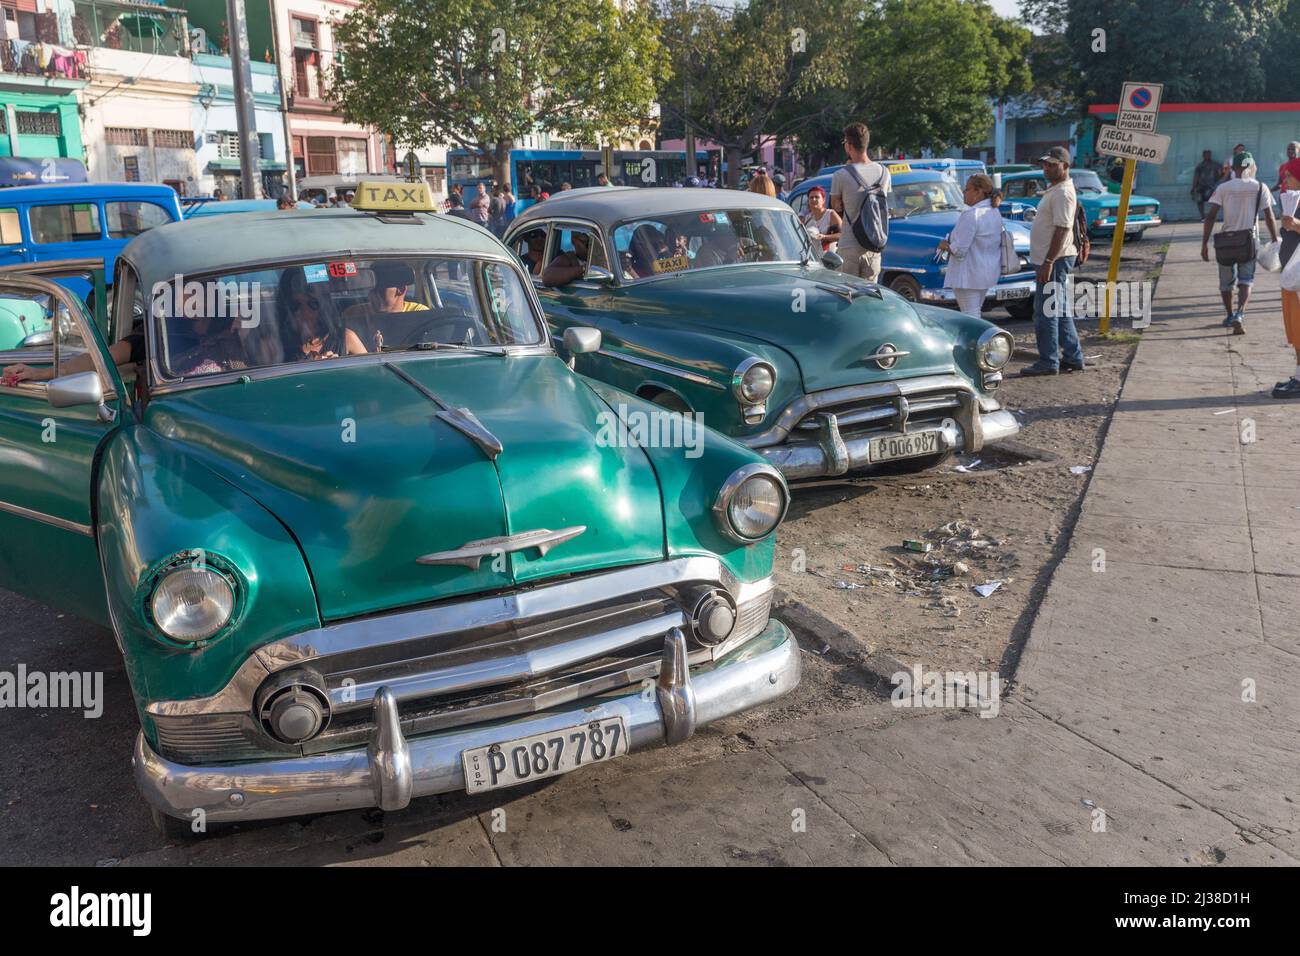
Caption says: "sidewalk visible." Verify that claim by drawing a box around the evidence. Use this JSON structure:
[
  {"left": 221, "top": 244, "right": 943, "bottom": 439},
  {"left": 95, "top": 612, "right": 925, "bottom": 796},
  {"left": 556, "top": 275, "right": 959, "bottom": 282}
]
[{"left": 127, "top": 222, "right": 1299, "bottom": 866}]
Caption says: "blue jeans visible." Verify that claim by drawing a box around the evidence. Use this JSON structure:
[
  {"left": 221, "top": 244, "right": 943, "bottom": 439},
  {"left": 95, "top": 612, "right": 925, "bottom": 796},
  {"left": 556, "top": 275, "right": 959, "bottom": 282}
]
[{"left": 1032, "top": 256, "right": 1083, "bottom": 369}]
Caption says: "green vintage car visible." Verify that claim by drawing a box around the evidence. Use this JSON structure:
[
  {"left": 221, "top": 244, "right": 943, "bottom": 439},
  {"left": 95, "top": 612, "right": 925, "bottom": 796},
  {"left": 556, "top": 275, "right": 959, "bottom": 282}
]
[
  {"left": 0, "top": 184, "right": 799, "bottom": 830},
  {"left": 504, "top": 188, "right": 1019, "bottom": 480}
]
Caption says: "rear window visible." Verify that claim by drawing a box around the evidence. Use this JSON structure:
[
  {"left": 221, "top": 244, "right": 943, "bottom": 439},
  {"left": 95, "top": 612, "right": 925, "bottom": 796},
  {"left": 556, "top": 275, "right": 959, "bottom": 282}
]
[
  {"left": 30, "top": 203, "right": 101, "bottom": 244},
  {"left": 107, "top": 201, "right": 173, "bottom": 238}
]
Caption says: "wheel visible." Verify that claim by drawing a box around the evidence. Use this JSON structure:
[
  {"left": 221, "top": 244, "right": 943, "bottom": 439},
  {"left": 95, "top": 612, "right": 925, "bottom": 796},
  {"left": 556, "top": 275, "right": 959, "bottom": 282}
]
[
  {"left": 1131, "top": 229, "right": 1146, "bottom": 241},
  {"left": 1005, "top": 299, "right": 1034, "bottom": 322},
  {"left": 644, "top": 389, "right": 692, "bottom": 414},
  {"left": 151, "top": 806, "right": 201, "bottom": 841},
  {"left": 887, "top": 274, "right": 921, "bottom": 302}
]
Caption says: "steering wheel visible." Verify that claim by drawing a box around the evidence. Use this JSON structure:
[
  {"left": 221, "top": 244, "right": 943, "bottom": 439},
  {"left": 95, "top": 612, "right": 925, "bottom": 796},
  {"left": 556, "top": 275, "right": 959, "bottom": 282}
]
[
  {"left": 737, "top": 237, "right": 766, "bottom": 262},
  {"left": 390, "top": 310, "right": 480, "bottom": 348}
]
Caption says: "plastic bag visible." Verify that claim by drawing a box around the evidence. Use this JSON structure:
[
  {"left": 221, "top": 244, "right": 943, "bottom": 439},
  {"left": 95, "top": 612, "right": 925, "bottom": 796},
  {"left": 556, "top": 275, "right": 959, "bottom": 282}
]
[
  {"left": 1282, "top": 247, "right": 1300, "bottom": 291},
  {"left": 1257, "top": 239, "right": 1282, "bottom": 272}
]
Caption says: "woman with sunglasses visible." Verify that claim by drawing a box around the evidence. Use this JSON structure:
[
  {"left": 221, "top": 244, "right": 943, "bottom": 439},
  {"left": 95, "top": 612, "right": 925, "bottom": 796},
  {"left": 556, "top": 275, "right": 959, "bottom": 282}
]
[{"left": 277, "top": 269, "right": 367, "bottom": 361}]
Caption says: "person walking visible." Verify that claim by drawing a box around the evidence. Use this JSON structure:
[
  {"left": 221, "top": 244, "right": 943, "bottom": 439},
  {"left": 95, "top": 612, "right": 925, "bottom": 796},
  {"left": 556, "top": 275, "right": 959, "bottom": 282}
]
[
  {"left": 1272, "top": 158, "right": 1300, "bottom": 398},
  {"left": 1020, "top": 146, "right": 1084, "bottom": 376},
  {"left": 1192, "top": 150, "right": 1222, "bottom": 220},
  {"left": 1200, "top": 151, "right": 1279, "bottom": 335},
  {"left": 938, "top": 173, "right": 1003, "bottom": 317},
  {"left": 830, "top": 122, "right": 892, "bottom": 281}
]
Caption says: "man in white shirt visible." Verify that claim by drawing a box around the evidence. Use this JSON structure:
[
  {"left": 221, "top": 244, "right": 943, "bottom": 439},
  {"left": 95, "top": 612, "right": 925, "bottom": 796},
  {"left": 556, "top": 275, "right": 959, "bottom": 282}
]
[
  {"left": 1201, "top": 151, "right": 1279, "bottom": 334},
  {"left": 830, "top": 122, "right": 892, "bottom": 281},
  {"left": 1020, "top": 146, "right": 1084, "bottom": 376}
]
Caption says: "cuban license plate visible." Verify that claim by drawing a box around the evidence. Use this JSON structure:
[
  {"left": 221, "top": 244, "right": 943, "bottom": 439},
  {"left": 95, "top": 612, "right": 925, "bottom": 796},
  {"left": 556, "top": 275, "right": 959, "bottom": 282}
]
[
  {"left": 1125, "top": 222, "right": 1143, "bottom": 234},
  {"left": 461, "top": 717, "right": 628, "bottom": 793},
  {"left": 868, "top": 429, "right": 942, "bottom": 463},
  {"left": 996, "top": 286, "right": 1031, "bottom": 300}
]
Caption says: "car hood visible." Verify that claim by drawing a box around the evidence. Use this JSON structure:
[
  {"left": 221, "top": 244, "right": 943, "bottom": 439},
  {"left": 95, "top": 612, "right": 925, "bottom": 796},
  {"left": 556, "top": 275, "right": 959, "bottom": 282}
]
[
  {"left": 145, "top": 356, "right": 665, "bottom": 621},
  {"left": 626, "top": 264, "right": 962, "bottom": 391}
]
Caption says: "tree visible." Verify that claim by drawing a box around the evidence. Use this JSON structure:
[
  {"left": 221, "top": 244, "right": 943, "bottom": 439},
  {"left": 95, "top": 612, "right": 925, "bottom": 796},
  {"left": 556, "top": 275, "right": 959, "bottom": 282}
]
[
  {"left": 329, "top": 0, "right": 667, "bottom": 189},
  {"left": 656, "top": 0, "right": 859, "bottom": 186}
]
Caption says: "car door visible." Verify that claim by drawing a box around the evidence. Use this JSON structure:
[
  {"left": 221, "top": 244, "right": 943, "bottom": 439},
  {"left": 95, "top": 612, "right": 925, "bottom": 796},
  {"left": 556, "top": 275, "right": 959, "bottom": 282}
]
[{"left": 0, "top": 274, "right": 124, "bottom": 625}]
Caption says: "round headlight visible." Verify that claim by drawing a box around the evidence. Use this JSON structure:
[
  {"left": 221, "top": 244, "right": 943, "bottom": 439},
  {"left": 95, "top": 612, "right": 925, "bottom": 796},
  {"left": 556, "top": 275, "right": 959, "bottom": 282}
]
[
  {"left": 978, "top": 329, "right": 1014, "bottom": 371},
  {"left": 732, "top": 359, "right": 775, "bottom": 404},
  {"left": 713, "top": 464, "right": 788, "bottom": 543},
  {"left": 150, "top": 567, "right": 235, "bottom": 642}
]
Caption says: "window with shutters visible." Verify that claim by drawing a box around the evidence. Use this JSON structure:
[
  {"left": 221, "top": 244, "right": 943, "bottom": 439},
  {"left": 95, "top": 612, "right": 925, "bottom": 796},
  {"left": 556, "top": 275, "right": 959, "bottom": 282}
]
[
  {"left": 152, "top": 129, "right": 192, "bottom": 150},
  {"left": 218, "top": 131, "right": 241, "bottom": 160},
  {"left": 16, "top": 111, "right": 61, "bottom": 136},
  {"left": 106, "top": 127, "right": 148, "bottom": 147},
  {"left": 306, "top": 137, "right": 337, "bottom": 175}
]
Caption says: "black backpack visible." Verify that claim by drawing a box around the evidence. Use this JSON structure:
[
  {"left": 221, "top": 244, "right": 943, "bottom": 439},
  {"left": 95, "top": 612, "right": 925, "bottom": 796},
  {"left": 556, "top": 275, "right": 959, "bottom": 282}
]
[{"left": 844, "top": 163, "right": 890, "bottom": 253}]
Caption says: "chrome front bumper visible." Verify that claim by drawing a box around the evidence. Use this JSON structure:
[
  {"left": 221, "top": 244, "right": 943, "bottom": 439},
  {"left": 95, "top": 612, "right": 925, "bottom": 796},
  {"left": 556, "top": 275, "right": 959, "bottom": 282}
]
[
  {"left": 756, "top": 406, "right": 1019, "bottom": 480},
  {"left": 919, "top": 278, "right": 1035, "bottom": 306},
  {"left": 135, "top": 619, "right": 801, "bottom": 823}
]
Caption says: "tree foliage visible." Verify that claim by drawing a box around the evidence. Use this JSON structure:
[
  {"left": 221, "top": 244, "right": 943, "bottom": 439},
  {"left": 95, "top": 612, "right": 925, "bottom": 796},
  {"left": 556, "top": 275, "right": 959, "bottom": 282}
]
[{"left": 329, "top": 0, "right": 667, "bottom": 187}]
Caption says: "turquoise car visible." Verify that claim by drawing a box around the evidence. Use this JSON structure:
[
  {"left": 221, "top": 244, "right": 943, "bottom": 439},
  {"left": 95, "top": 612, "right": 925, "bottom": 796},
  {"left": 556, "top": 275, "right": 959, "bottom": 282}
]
[{"left": 1000, "top": 168, "right": 1162, "bottom": 239}]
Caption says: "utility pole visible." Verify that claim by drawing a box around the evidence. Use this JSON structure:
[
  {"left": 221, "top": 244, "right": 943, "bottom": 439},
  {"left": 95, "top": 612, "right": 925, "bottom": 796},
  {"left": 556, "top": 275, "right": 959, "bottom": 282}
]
[
  {"left": 226, "top": 0, "right": 260, "bottom": 199},
  {"left": 268, "top": 0, "right": 297, "bottom": 199},
  {"left": 682, "top": 0, "right": 694, "bottom": 179}
]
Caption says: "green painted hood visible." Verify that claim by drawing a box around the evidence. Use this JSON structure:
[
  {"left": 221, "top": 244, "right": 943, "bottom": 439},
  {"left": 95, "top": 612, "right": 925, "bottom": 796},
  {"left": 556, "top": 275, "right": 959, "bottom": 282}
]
[
  {"left": 144, "top": 355, "right": 665, "bottom": 621},
  {"left": 624, "top": 265, "right": 959, "bottom": 391}
]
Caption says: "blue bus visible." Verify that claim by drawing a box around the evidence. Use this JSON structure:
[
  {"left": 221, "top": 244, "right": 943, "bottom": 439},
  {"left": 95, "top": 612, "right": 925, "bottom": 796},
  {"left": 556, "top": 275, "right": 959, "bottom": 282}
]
[{"left": 448, "top": 148, "right": 710, "bottom": 197}]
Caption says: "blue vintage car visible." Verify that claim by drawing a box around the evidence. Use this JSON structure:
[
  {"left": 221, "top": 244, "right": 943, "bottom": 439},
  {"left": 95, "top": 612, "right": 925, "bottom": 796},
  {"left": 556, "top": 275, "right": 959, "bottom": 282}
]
[
  {"left": 787, "top": 166, "right": 1036, "bottom": 321},
  {"left": 999, "top": 168, "right": 1162, "bottom": 239}
]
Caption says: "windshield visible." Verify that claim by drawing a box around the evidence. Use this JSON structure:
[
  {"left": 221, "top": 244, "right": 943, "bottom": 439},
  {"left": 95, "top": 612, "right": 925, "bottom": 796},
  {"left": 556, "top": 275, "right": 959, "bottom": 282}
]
[
  {"left": 152, "top": 256, "right": 542, "bottom": 379},
  {"left": 1070, "top": 170, "right": 1105, "bottom": 193},
  {"left": 889, "top": 179, "right": 966, "bottom": 218},
  {"left": 610, "top": 208, "right": 811, "bottom": 279}
]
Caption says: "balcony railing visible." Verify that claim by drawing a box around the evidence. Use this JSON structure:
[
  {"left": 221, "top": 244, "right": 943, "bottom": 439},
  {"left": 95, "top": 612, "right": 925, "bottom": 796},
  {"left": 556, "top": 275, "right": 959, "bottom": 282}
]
[{"left": 72, "top": 0, "right": 190, "bottom": 57}]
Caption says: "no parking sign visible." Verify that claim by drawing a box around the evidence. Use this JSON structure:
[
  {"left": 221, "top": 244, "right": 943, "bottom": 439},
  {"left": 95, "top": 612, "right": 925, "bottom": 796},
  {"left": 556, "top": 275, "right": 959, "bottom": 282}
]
[{"left": 1116, "top": 82, "right": 1163, "bottom": 132}]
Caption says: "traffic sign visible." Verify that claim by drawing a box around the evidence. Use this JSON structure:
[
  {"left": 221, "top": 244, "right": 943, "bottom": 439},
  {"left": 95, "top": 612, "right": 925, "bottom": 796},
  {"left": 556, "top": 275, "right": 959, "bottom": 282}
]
[
  {"left": 403, "top": 150, "right": 421, "bottom": 182},
  {"left": 1096, "top": 125, "right": 1170, "bottom": 164},
  {"left": 1115, "top": 82, "right": 1163, "bottom": 132}
]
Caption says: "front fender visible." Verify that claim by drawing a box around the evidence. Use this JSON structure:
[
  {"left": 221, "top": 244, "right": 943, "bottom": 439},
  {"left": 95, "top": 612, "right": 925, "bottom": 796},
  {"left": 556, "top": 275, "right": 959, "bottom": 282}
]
[
  {"left": 581, "top": 380, "right": 777, "bottom": 585},
  {"left": 96, "top": 426, "right": 319, "bottom": 722}
]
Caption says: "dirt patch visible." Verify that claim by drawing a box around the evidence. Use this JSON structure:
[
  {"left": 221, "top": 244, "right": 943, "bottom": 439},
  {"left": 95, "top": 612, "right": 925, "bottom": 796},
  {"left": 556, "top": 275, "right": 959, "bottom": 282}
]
[{"left": 769, "top": 228, "right": 1165, "bottom": 685}]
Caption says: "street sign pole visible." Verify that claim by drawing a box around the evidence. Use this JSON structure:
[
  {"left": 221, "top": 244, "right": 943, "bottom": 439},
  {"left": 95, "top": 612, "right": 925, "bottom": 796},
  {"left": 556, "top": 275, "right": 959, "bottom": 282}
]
[{"left": 1100, "top": 158, "right": 1136, "bottom": 335}]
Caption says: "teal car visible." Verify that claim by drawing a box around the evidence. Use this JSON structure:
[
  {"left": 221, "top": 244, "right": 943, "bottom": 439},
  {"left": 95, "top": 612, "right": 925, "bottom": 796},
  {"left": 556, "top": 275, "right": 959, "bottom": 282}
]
[
  {"left": 1000, "top": 168, "right": 1162, "bottom": 239},
  {"left": 505, "top": 188, "right": 1019, "bottom": 481},
  {"left": 0, "top": 184, "right": 799, "bottom": 831}
]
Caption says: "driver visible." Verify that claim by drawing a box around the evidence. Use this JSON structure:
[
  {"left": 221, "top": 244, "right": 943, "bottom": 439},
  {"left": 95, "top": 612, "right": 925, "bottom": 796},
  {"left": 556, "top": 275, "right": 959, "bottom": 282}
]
[
  {"left": 343, "top": 260, "right": 429, "bottom": 350},
  {"left": 542, "top": 231, "right": 596, "bottom": 287}
]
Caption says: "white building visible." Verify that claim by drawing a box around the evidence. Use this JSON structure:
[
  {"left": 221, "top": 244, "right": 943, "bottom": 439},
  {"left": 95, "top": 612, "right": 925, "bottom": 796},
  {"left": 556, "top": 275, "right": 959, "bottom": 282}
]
[{"left": 191, "top": 52, "right": 289, "bottom": 198}]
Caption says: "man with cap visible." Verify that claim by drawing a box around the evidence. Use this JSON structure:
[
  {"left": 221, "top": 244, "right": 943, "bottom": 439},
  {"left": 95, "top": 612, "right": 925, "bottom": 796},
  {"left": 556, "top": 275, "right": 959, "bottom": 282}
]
[
  {"left": 1020, "top": 146, "right": 1085, "bottom": 376},
  {"left": 1201, "top": 150, "right": 1279, "bottom": 334}
]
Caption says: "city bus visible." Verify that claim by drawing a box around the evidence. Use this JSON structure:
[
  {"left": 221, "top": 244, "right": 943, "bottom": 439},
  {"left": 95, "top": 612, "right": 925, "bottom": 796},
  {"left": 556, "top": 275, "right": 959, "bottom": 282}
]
[{"left": 447, "top": 148, "right": 710, "bottom": 197}]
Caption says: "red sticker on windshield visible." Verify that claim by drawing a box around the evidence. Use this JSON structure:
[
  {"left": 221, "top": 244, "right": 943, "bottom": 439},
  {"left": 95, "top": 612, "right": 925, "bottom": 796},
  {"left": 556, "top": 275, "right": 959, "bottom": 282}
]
[
  {"left": 699, "top": 213, "right": 716, "bottom": 223},
  {"left": 328, "top": 261, "right": 357, "bottom": 278}
]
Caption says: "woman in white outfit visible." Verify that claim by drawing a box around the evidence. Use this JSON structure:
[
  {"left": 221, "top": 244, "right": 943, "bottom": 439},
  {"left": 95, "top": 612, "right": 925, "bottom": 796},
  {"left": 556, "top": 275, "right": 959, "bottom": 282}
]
[{"left": 938, "top": 173, "right": 1003, "bottom": 316}]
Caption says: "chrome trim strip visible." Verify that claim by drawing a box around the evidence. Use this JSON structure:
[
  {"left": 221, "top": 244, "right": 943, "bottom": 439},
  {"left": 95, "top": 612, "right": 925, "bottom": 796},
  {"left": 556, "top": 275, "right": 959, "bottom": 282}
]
[
  {"left": 417, "top": 526, "right": 586, "bottom": 569},
  {"left": 146, "top": 557, "right": 772, "bottom": 717},
  {"left": 0, "top": 498, "right": 93, "bottom": 537},
  {"left": 737, "top": 373, "right": 974, "bottom": 449},
  {"left": 596, "top": 349, "right": 727, "bottom": 390},
  {"left": 135, "top": 620, "right": 800, "bottom": 823}
]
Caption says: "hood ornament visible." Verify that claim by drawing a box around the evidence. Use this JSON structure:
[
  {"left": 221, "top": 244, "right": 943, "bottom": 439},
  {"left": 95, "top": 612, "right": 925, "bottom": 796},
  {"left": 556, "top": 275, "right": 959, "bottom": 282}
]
[
  {"left": 814, "top": 281, "right": 882, "bottom": 302},
  {"left": 384, "top": 361, "right": 503, "bottom": 460},
  {"left": 417, "top": 526, "right": 587, "bottom": 569},
  {"left": 869, "top": 343, "right": 909, "bottom": 369}
]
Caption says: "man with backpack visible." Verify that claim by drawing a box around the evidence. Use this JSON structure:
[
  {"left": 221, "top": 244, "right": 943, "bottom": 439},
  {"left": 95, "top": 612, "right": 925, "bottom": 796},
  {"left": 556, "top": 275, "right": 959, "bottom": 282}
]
[
  {"left": 830, "top": 122, "right": 892, "bottom": 280},
  {"left": 1020, "top": 146, "right": 1086, "bottom": 376}
]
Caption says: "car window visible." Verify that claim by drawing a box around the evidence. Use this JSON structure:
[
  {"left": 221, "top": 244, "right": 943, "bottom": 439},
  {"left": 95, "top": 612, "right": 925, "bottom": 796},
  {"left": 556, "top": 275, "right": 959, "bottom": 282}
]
[
  {"left": 1004, "top": 178, "right": 1037, "bottom": 199},
  {"left": 1070, "top": 170, "right": 1105, "bottom": 193},
  {"left": 106, "top": 201, "right": 174, "bottom": 238},
  {"left": 553, "top": 226, "right": 610, "bottom": 276},
  {"left": 511, "top": 226, "right": 550, "bottom": 278},
  {"left": 0, "top": 208, "right": 22, "bottom": 245},
  {"left": 30, "top": 203, "right": 102, "bottom": 244},
  {"left": 789, "top": 192, "right": 809, "bottom": 217},
  {"left": 0, "top": 289, "right": 87, "bottom": 377},
  {"left": 611, "top": 208, "right": 810, "bottom": 279},
  {"left": 888, "top": 180, "right": 965, "bottom": 218},
  {"left": 153, "top": 255, "right": 543, "bottom": 380}
]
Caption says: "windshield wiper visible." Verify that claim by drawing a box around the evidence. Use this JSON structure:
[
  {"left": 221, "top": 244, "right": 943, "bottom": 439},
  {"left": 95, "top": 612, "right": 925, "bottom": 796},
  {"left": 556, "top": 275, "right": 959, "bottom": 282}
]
[{"left": 384, "top": 342, "right": 507, "bottom": 357}]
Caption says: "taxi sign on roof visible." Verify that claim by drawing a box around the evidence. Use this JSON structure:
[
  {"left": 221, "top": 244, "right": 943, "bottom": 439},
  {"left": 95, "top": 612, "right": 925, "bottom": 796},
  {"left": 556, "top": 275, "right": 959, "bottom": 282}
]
[
  {"left": 887, "top": 163, "right": 912, "bottom": 174},
  {"left": 353, "top": 181, "right": 435, "bottom": 213}
]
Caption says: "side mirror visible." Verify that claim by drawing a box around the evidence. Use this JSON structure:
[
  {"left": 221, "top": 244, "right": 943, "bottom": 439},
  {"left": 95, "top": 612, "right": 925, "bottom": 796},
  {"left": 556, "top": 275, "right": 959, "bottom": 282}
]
[
  {"left": 19, "top": 330, "right": 53, "bottom": 348},
  {"left": 46, "top": 370, "right": 103, "bottom": 409},
  {"left": 821, "top": 251, "right": 844, "bottom": 270},
  {"left": 563, "top": 326, "right": 601, "bottom": 355},
  {"left": 585, "top": 265, "right": 615, "bottom": 285}
]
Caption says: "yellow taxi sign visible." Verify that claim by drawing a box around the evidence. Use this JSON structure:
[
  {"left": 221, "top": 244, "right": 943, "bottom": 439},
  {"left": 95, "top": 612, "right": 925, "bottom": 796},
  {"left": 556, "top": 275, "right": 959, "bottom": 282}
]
[
  {"left": 887, "top": 163, "right": 912, "bottom": 174},
  {"left": 352, "top": 181, "right": 435, "bottom": 213}
]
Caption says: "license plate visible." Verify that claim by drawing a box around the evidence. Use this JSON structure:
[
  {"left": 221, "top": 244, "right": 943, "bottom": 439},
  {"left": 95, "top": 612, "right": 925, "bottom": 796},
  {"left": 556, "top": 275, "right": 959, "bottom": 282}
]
[
  {"left": 462, "top": 717, "right": 628, "bottom": 793},
  {"left": 1125, "top": 223, "right": 1143, "bottom": 233},
  {"left": 868, "top": 429, "right": 942, "bottom": 463},
  {"left": 996, "top": 286, "right": 1031, "bottom": 300}
]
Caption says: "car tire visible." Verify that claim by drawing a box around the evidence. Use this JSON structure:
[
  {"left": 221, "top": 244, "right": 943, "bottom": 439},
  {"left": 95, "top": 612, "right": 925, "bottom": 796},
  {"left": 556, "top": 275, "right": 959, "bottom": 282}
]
[
  {"left": 644, "top": 388, "right": 692, "bottom": 414},
  {"left": 1005, "top": 299, "right": 1034, "bottom": 322},
  {"left": 150, "top": 806, "right": 203, "bottom": 842},
  {"left": 1132, "top": 230, "right": 1145, "bottom": 241},
  {"left": 887, "top": 274, "right": 921, "bottom": 302}
]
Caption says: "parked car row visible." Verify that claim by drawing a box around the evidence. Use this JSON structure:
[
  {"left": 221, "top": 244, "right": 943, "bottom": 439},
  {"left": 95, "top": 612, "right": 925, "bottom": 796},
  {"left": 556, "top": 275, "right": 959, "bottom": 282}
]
[{"left": 0, "top": 177, "right": 1019, "bottom": 833}]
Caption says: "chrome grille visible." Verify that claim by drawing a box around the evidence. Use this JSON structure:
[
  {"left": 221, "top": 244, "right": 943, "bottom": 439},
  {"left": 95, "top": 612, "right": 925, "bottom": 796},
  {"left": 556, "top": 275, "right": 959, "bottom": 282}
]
[{"left": 793, "top": 388, "right": 963, "bottom": 437}]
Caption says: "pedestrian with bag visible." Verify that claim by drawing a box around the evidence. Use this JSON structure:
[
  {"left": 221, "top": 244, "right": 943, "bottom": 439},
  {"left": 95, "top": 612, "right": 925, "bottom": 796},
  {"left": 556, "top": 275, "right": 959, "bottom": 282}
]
[
  {"left": 938, "top": 173, "right": 1004, "bottom": 316},
  {"left": 830, "top": 122, "right": 892, "bottom": 281},
  {"left": 1020, "top": 146, "right": 1085, "bottom": 376},
  {"left": 1200, "top": 151, "right": 1279, "bottom": 335}
]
